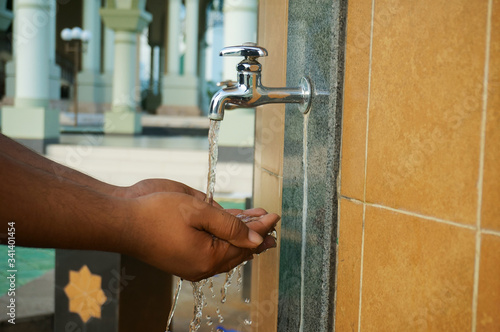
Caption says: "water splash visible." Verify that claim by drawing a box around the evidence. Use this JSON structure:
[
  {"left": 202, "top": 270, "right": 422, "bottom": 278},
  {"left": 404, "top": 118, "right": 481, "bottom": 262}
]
[
  {"left": 190, "top": 279, "right": 208, "bottom": 331},
  {"left": 165, "top": 278, "right": 183, "bottom": 332},
  {"left": 221, "top": 267, "right": 236, "bottom": 304},
  {"left": 168, "top": 119, "right": 253, "bottom": 331},
  {"left": 205, "top": 120, "right": 221, "bottom": 205}
]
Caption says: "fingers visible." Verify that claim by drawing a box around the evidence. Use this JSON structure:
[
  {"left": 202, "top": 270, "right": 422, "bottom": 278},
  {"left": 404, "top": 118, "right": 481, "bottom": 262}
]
[
  {"left": 226, "top": 208, "right": 267, "bottom": 217},
  {"left": 195, "top": 238, "right": 254, "bottom": 281},
  {"left": 245, "top": 213, "right": 280, "bottom": 235},
  {"left": 197, "top": 207, "right": 264, "bottom": 249},
  {"left": 254, "top": 234, "right": 278, "bottom": 254}
]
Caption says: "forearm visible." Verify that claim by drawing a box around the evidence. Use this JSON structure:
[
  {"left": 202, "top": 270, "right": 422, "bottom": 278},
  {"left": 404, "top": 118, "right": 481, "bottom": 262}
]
[
  {"left": 0, "top": 152, "right": 131, "bottom": 253},
  {"left": 0, "top": 134, "right": 117, "bottom": 195}
]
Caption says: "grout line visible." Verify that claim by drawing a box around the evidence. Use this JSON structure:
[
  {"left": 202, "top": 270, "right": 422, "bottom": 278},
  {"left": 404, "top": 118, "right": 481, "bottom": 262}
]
[
  {"left": 261, "top": 167, "right": 283, "bottom": 179},
  {"left": 481, "top": 228, "right": 500, "bottom": 237},
  {"left": 472, "top": 1, "right": 493, "bottom": 330},
  {"left": 340, "top": 195, "right": 364, "bottom": 205},
  {"left": 299, "top": 113, "right": 310, "bottom": 332},
  {"left": 357, "top": 204, "right": 367, "bottom": 331},
  {"left": 340, "top": 195, "right": 477, "bottom": 231},
  {"left": 358, "top": 0, "right": 376, "bottom": 330}
]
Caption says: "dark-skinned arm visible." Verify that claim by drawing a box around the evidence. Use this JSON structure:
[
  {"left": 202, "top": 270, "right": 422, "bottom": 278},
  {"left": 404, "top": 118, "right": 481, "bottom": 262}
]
[{"left": 0, "top": 152, "right": 279, "bottom": 281}]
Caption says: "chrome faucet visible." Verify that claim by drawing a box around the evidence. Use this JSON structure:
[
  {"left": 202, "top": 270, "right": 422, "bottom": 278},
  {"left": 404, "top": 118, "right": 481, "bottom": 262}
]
[{"left": 208, "top": 44, "right": 312, "bottom": 121}]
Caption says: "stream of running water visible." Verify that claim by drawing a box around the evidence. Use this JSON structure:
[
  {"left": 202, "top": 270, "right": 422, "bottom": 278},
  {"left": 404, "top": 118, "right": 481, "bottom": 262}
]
[{"left": 166, "top": 120, "right": 249, "bottom": 332}]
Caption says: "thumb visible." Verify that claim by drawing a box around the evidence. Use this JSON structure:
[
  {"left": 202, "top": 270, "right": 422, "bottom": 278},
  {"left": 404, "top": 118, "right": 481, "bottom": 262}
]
[{"left": 198, "top": 207, "right": 264, "bottom": 248}]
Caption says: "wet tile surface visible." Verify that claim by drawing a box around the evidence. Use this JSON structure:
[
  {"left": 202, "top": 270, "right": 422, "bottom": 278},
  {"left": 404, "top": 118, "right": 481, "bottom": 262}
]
[
  {"left": 476, "top": 234, "right": 500, "bottom": 331},
  {"left": 251, "top": 168, "right": 282, "bottom": 331},
  {"left": 252, "top": 1, "right": 288, "bottom": 329},
  {"left": 340, "top": 0, "right": 372, "bottom": 200},
  {"left": 334, "top": 199, "right": 364, "bottom": 331},
  {"left": 361, "top": 207, "right": 475, "bottom": 331},
  {"left": 365, "top": 0, "right": 488, "bottom": 224},
  {"left": 278, "top": 0, "right": 347, "bottom": 331},
  {"left": 481, "top": 0, "right": 500, "bottom": 231}
]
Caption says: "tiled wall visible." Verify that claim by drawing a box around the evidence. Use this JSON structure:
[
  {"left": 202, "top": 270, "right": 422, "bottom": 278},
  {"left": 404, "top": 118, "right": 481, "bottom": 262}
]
[
  {"left": 337, "top": 0, "right": 500, "bottom": 330},
  {"left": 251, "top": 0, "right": 288, "bottom": 331}
]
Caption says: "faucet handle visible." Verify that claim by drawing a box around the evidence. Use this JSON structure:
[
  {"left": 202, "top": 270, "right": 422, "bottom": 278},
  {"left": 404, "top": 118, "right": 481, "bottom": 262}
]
[
  {"left": 217, "top": 80, "right": 237, "bottom": 88},
  {"left": 220, "top": 43, "right": 268, "bottom": 59}
]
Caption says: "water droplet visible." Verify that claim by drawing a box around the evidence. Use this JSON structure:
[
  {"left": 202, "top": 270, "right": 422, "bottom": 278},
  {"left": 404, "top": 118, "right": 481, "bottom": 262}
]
[
  {"left": 206, "top": 320, "right": 213, "bottom": 326},
  {"left": 244, "top": 298, "right": 251, "bottom": 304},
  {"left": 219, "top": 316, "right": 224, "bottom": 323},
  {"left": 244, "top": 319, "right": 252, "bottom": 325}
]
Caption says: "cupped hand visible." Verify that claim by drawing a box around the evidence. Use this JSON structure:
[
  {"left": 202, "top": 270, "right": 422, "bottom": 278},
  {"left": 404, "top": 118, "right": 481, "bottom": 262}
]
[
  {"left": 114, "top": 179, "right": 221, "bottom": 208},
  {"left": 124, "top": 193, "right": 280, "bottom": 281}
]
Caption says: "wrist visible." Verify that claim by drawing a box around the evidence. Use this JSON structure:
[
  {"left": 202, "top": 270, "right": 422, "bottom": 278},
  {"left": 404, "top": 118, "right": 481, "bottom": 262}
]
[{"left": 112, "top": 196, "right": 143, "bottom": 257}]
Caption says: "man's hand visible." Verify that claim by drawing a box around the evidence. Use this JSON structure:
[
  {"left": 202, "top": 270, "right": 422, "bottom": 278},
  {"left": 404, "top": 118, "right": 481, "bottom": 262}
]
[
  {"left": 113, "top": 179, "right": 222, "bottom": 208},
  {"left": 123, "top": 193, "right": 279, "bottom": 281}
]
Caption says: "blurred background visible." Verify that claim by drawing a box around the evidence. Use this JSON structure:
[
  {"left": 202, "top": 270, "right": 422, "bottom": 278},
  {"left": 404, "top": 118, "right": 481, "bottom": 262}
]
[{"left": 0, "top": 0, "right": 259, "bottom": 331}]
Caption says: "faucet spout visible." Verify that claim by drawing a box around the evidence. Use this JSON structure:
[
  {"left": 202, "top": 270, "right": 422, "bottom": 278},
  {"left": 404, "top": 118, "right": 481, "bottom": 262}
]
[
  {"left": 208, "top": 85, "right": 251, "bottom": 121},
  {"left": 208, "top": 44, "right": 312, "bottom": 121},
  {"left": 208, "top": 77, "right": 312, "bottom": 121}
]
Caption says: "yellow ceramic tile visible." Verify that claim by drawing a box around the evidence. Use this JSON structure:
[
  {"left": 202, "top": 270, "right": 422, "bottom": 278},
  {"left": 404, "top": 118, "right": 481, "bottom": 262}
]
[
  {"left": 251, "top": 3, "right": 288, "bottom": 328},
  {"left": 476, "top": 234, "right": 500, "bottom": 331},
  {"left": 365, "top": 0, "right": 488, "bottom": 224},
  {"left": 251, "top": 168, "right": 282, "bottom": 331},
  {"left": 340, "top": 0, "right": 372, "bottom": 201},
  {"left": 335, "top": 198, "right": 364, "bottom": 331},
  {"left": 254, "top": 0, "right": 288, "bottom": 177},
  {"left": 361, "top": 206, "right": 475, "bottom": 331},
  {"left": 481, "top": 0, "right": 500, "bottom": 231},
  {"left": 254, "top": 107, "right": 285, "bottom": 177},
  {"left": 253, "top": 165, "right": 283, "bottom": 216}
]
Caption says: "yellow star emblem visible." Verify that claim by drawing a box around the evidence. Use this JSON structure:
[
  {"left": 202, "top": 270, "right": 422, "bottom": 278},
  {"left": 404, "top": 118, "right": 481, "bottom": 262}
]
[{"left": 64, "top": 265, "right": 107, "bottom": 323}]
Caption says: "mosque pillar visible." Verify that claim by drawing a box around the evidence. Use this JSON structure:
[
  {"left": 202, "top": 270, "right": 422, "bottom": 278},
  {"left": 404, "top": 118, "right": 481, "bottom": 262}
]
[
  {"left": 159, "top": 0, "right": 200, "bottom": 116},
  {"left": 101, "top": 27, "right": 115, "bottom": 106},
  {"left": 77, "top": 0, "right": 103, "bottom": 112},
  {"left": 2, "top": 0, "right": 59, "bottom": 153},
  {"left": 100, "top": 1, "right": 151, "bottom": 134}
]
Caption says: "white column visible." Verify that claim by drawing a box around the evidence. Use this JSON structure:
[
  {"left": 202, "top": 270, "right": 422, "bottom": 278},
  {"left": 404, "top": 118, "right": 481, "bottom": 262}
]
[
  {"left": 184, "top": 0, "right": 199, "bottom": 77},
  {"left": 48, "top": 0, "right": 55, "bottom": 64},
  {"left": 2, "top": 0, "right": 59, "bottom": 148},
  {"left": 81, "top": 0, "right": 101, "bottom": 73},
  {"left": 159, "top": 0, "right": 200, "bottom": 115},
  {"left": 15, "top": 0, "right": 50, "bottom": 106},
  {"left": 78, "top": 0, "right": 103, "bottom": 109},
  {"left": 111, "top": 31, "right": 137, "bottom": 112},
  {"left": 101, "top": 27, "right": 115, "bottom": 104},
  {"left": 166, "top": 0, "right": 181, "bottom": 76},
  {"left": 48, "top": 0, "right": 60, "bottom": 100},
  {"left": 100, "top": 2, "right": 151, "bottom": 134},
  {"left": 104, "top": 28, "right": 115, "bottom": 74},
  {"left": 222, "top": 0, "right": 258, "bottom": 80}
]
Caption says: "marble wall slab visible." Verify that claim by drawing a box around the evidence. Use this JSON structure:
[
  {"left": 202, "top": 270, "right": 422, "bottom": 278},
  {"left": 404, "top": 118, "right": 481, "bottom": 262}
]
[{"left": 278, "top": 0, "right": 347, "bottom": 331}]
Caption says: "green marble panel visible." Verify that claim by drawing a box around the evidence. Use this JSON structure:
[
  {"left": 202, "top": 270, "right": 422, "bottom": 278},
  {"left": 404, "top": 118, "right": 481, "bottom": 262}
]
[{"left": 278, "top": 0, "right": 347, "bottom": 331}]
